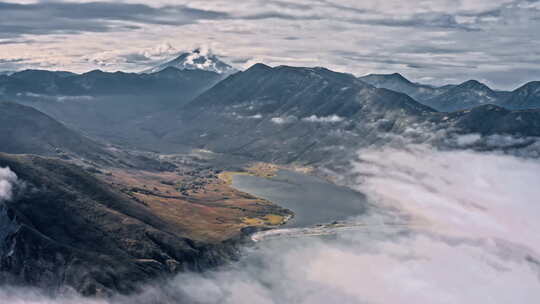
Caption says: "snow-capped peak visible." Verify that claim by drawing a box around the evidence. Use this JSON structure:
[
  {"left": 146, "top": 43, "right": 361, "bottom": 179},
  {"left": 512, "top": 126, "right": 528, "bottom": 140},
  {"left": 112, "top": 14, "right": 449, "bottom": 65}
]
[{"left": 142, "top": 49, "right": 237, "bottom": 75}]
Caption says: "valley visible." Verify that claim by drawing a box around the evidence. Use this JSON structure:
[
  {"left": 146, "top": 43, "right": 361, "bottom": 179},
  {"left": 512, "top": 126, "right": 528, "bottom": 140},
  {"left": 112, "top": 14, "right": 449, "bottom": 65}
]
[
  {"left": 2, "top": 1, "right": 540, "bottom": 302},
  {"left": 1, "top": 49, "right": 539, "bottom": 301}
]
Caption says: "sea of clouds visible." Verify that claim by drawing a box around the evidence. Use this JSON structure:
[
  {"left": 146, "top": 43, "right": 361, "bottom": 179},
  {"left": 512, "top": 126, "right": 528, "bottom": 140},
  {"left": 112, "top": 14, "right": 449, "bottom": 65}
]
[{"left": 1, "top": 141, "right": 539, "bottom": 303}]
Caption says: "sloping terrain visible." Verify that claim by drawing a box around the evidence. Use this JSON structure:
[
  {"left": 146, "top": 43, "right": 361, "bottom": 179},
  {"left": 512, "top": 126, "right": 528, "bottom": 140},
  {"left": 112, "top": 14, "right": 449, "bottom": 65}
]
[
  {"left": 436, "top": 104, "right": 540, "bottom": 137},
  {"left": 138, "top": 64, "right": 540, "bottom": 165},
  {"left": 359, "top": 73, "right": 449, "bottom": 102},
  {"left": 360, "top": 73, "right": 539, "bottom": 111},
  {"left": 143, "top": 64, "right": 434, "bottom": 164},
  {"left": 501, "top": 81, "right": 540, "bottom": 110},
  {"left": 0, "top": 67, "right": 224, "bottom": 146},
  {"left": 0, "top": 101, "right": 111, "bottom": 162},
  {"left": 1, "top": 67, "right": 222, "bottom": 97},
  {"left": 0, "top": 153, "right": 290, "bottom": 296},
  {"left": 423, "top": 80, "right": 509, "bottom": 112}
]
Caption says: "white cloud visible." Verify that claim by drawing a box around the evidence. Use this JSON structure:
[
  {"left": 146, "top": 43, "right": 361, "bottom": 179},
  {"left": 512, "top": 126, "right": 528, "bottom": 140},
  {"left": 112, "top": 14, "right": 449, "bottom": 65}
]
[
  {"left": 454, "top": 133, "right": 481, "bottom": 146},
  {"left": 248, "top": 113, "right": 262, "bottom": 119},
  {"left": 0, "top": 167, "right": 17, "bottom": 202},
  {"left": 270, "top": 116, "right": 297, "bottom": 124},
  {"left": 303, "top": 114, "right": 344, "bottom": 123}
]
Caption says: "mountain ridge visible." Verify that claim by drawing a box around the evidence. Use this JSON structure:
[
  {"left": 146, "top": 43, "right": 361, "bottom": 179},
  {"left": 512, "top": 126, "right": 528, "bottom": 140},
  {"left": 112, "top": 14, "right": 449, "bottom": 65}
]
[
  {"left": 142, "top": 64, "right": 435, "bottom": 164},
  {"left": 360, "top": 73, "right": 539, "bottom": 111}
]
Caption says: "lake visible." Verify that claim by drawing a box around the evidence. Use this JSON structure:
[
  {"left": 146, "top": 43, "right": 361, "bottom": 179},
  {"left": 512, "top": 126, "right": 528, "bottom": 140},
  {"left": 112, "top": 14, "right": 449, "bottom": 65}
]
[{"left": 232, "top": 170, "right": 367, "bottom": 227}]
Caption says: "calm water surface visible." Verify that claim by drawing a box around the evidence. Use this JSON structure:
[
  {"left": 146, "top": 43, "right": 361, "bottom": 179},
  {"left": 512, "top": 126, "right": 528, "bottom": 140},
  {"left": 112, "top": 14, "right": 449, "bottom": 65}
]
[{"left": 232, "top": 170, "right": 367, "bottom": 227}]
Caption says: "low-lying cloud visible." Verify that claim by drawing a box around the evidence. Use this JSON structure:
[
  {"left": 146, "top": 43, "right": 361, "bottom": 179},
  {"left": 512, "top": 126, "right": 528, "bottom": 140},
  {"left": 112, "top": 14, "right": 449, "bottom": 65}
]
[
  {"left": 0, "top": 167, "right": 17, "bottom": 202},
  {"left": 270, "top": 116, "right": 297, "bottom": 124},
  {"left": 2, "top": 141, "right": 540, "bottom": 303},
  {"left": 302, "top": 114, "right": 344, "bottom": 123}
]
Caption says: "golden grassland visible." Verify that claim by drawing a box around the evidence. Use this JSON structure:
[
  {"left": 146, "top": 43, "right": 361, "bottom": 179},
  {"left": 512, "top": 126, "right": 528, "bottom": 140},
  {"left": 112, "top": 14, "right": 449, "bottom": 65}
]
[
  {"left": 217, "top": 171, "right": 250, "bottom": 185},
  {"left": 100, "top": 168, "right": 291, "bottom": 243},
  {"left": 218, "top": 162, "right": 314, "bottom": 184},
  {"left": 243, "top": 214, "right": 288, "bottom": 226}
]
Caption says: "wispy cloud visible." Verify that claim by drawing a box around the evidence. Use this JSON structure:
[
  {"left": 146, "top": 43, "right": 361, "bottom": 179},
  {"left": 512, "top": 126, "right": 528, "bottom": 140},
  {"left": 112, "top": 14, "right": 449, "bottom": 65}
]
[
  {"left": 0, "top": 1, "right": 230, "bottom": 38},
  {"left": 0, "top": 0, "right": 538, "bottom": 88}
]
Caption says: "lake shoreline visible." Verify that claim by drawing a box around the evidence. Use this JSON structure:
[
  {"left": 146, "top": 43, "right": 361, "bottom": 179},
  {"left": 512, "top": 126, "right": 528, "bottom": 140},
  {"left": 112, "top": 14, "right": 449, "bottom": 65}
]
[{"left": 231, "top": 169, "right": 368, "bottom": 229}]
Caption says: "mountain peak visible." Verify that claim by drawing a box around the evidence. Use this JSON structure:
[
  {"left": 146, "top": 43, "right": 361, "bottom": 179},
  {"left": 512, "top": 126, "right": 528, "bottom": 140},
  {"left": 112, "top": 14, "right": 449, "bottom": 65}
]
[
  {"left": 457, "top": 80, "right": 491, "bottom": 91},
  {"left": 143, "top": 49, "right": 237, "bottom": 75},
  {"left": 247, "top": 63, "right": 272, "bottom": 71},
  {"left": 389, "top": 73, "right": 411, "bottom": 83},
  {"left": 515, "top": 81, "right": 540, "bottom": 93},
  {"left": 360, "top": 73, "right": 413, "bottom": 85}
]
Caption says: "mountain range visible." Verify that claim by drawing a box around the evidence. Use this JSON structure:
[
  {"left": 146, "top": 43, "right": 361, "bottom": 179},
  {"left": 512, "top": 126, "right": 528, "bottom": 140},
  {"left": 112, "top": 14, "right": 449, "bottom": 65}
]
[
  {"left": 2, "top": 52, "right": 539, "bottom": 158},
  {"left": 1, "top": 51, "right": 540, "bottom": 297},
  {"left": 0, "top": 65, "right": 224, "bottom": 146},
  {"left": 360, "top": 73, "right": 540, "bottom": 112},
  {"left": 139, "top": 64, "right": 540, "bottom": 164},
  {"left": 144, "top": 64, "right": 433, "bottom": 164},
  {"left": 1, "top": 67, "right": 222, "bottom": 97}
]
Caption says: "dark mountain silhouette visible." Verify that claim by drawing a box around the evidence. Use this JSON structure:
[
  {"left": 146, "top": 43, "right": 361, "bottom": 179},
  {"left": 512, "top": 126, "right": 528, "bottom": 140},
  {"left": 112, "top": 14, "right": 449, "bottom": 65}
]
[
  {"left": 360, "top": 73, "right": 537, "bottom": 111},
  {"left": 0, "top": 67, "right": 223, "bottom": 147},
  {"left": 0, "top": 153, "right": 240, "bottom": 296},
  {"left": 0, "top": 101, "right": 109, "bottom": 160},
  {"left": 359, "top": 72, "right": 448, "bottom": 102},
  {"left": 143, "top": 64, "right": 434, "bottom": 163},
  {"left": 501, "top": 81, "right": 540, "bottom": 110}
]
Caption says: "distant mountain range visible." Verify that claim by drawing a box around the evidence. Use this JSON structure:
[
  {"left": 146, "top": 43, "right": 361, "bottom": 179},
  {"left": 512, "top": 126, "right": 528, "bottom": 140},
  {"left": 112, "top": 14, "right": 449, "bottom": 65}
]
[
  {"left": 0, "top": 67, "right": 222, "bottom": 97},
  {"left": 0, "top": 66, "right": 224, "bottom": 146},
  {"left": 142, "top": 48, "right": 238, "bottom": 75},
  {"left": 1, "top": 51, "right": 539, "bottom": 158},
  {"left": 138, "top": 64, "right": 540, "bottom": 165},
  {"left": 359, "top": 73, "right": 540, "bottom": 112},
  {"left": 2, "top": 52, "right": 539, "bottom": 113}
]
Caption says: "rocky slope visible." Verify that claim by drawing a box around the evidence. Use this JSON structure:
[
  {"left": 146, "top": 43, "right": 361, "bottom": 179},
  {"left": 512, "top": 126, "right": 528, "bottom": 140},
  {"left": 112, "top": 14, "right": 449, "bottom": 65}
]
[
  {"left": 0, "top": 101, "right": 110, "bottom": 161},
  {"left": 143, "top": 64, "right": 434, "bottom": 165},
  {"left": 422, "top": 80, "right": 509, "bottom": 112},
  {"left": 0, "top": 67, "right": 223, "bottom": 147},
  {"left": 435, "top": 104, "right": 540, "bottom": 137},
  {"left": 501, "top": 81, "right": 540, "bottom": 110},
  {"left": 359, "top": 72, "right": 447, "bottom": 102},
  {"left": 139, "top": 65, "right": 540, "bottom": 165},
  {"left": 0, "top": 152, "right": 288, "bottom": 296},
  {"left": 0, "top": 101, "right": 191, "bottom": 171}
]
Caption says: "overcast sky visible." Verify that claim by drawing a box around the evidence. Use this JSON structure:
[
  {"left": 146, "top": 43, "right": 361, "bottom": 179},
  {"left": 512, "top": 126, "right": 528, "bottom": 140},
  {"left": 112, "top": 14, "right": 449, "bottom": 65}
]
[{"left": 0, "top": 0, "right": 539, "bottom": 89}]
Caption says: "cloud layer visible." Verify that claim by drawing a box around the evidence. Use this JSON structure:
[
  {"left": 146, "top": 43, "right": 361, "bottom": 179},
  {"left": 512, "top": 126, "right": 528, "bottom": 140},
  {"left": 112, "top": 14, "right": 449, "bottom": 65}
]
[{"left": 0, "top": 0, "right": 539, "bottom": 88}]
